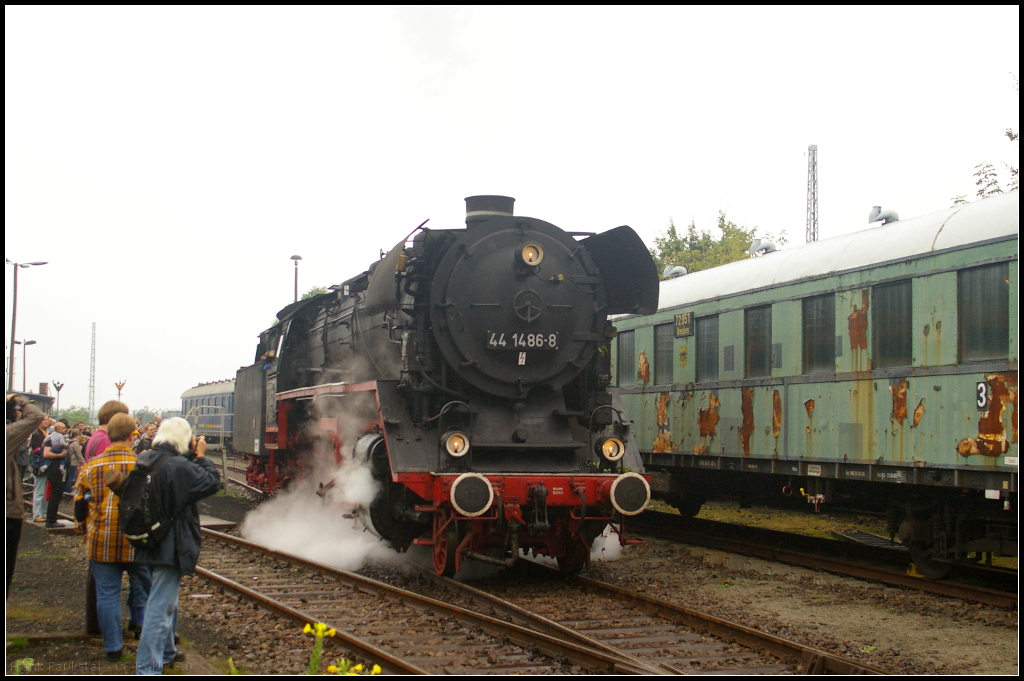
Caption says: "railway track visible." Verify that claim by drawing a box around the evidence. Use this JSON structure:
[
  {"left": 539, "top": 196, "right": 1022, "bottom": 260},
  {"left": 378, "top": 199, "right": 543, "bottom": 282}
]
[
  {"left": 634, "top": 510, "right": 1017, "bottom": 609},
  {"left": 196, "top": 529, "right": 654, "bottom": 674},
  {"left": 199, "top": 529, "right": 884, "bottom": 675},
  {"left": 412, "top": 560, "right": 885, "bottom": 675}
]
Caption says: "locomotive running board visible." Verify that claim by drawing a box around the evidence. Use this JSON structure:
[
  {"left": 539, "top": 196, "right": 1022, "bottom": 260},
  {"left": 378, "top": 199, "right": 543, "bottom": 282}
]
[{"left": 276, "top": 380, "right": 378, "bottom": 401}]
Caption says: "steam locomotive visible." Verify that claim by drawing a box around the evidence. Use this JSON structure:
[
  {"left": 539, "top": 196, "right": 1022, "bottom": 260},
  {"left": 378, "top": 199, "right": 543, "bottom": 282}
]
[{"left": 233, "top": 196, "right": 660, "bottom": 575}]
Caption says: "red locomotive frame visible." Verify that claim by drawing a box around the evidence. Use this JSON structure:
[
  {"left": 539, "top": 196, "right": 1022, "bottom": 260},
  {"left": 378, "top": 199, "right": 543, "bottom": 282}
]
[{"left": 246, "top": 380, "right": 646, "bottom": 574}]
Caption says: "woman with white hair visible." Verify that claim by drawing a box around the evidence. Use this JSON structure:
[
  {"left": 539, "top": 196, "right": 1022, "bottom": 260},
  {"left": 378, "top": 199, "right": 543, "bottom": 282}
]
[{"left": 133, "top": 417, "right": 220, "bottom": 674}]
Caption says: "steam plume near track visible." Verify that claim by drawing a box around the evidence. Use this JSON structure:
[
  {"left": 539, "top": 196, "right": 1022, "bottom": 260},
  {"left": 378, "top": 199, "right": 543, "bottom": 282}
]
[{"left": 239, "top": 390, "right": 404, "bottom": 572}]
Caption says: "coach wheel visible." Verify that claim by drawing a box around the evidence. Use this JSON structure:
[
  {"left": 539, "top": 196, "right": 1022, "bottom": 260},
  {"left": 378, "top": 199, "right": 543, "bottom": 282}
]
[
  {"left": 669, "top": 494, "right": 705, "bottom": 518},
  {"left": 557, "top": 534, "right": 589, "bottom": 574},
  {"left": 909, "top": 549, "right": 951, "bottom": 580},
  {"left": 433, "top": 510, "right": 460, "bottom": 577}
]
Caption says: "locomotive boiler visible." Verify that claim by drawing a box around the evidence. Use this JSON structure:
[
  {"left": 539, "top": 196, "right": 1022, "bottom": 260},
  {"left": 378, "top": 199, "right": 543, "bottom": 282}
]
[{"left": 233, "top": 195, "right": 660, "bottom": 575}]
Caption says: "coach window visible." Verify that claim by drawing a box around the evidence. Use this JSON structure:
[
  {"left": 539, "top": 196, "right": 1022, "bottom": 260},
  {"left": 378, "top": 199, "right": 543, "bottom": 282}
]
[
  {"left": 654, "top": 323, "right": 674, "bottom": 385},
  {"left": 873, "top": 280, "right": 912, "bottom": 367},
  {"left": 617, "top": 329, "right": 636, "bottom": 388},
  {"left": 803, "top": 294, "right": 835, "bottom": 374},
  {"left": 745, "top": 306, "right": 772, "bottom": 378},
  {"left": 696, "top": 315, "right": 719, "bottom": 382},
  {"left": 959, "top": 262, "right": 1010, "bottom": 361}
]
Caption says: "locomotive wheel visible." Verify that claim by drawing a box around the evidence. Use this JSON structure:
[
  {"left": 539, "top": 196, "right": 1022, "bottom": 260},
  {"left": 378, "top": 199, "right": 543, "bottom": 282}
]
[
  {"left": 433, "top": 511, "right": 460, "bottom": 577},
  {"left": 557, "top": 535, "right": 590, "bottom": 574}
]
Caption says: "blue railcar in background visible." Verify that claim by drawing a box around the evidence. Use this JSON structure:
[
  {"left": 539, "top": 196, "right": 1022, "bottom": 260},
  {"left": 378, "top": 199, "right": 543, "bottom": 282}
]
[{"left": 181, "top": 379, "right": 234, "bottom": 451}]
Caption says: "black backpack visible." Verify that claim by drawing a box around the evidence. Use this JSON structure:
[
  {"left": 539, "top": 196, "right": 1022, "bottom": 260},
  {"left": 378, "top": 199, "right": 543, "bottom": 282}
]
[{"left": 119, "top": 452, "right": 174, "bottom": 549}]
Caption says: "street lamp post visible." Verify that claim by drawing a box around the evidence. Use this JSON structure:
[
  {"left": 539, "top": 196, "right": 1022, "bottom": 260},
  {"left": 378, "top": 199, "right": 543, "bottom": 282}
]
[
  {"left": 6, "top": 259, "right": 48, "bottom": 392},
  {"left": 115, "top": 381, "right": 126, "bottom": 402},
  {"left": 291, "top": 255, "right": 302, "bottom": 302},
  {"left": 53, "top": 380, "right": 64, "bottom": 418},
  {"left": 13, "top": 340, "right": 37, "bottom": 393}
]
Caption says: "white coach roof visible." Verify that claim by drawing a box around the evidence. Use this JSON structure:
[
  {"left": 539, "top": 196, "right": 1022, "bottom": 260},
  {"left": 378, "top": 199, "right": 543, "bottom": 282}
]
[{"left": 655, "top": 190, "right": 1019, "bottom": 313}]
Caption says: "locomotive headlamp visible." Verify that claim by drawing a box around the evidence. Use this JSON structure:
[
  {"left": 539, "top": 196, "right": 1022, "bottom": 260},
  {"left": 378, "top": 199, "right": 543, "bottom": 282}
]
[
  {"left": 443, "top": 431, "right": 470, "bottom": 458},
  {"left": 520, "top": 243, "right": 544, "bottom": 267},
  {"left": 596, "top": 436, "right": 626, "bottom": 462}
]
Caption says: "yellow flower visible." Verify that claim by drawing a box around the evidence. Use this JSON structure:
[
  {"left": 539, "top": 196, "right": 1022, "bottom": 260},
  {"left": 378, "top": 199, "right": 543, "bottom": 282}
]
[
  {"left": 327, "top": 628, "right": 337, "bottom": 637},
  {"left": 371, "top": 664, "right": 381, "bottom": 675},
  {"left": 327, "top": 665, "right": 338, "bottom": 674},
  {"left": 352, "top": 664, "right": 363, "bottom": 672},
  {"left": 303, "top": 623, "right": 313, "bottom": 635},
  {"left": 315, "top": 622, "right": 328, "bottom": 636}
]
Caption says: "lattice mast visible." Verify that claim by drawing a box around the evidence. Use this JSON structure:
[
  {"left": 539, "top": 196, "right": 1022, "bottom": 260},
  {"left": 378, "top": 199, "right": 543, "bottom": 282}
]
[
  {"left": 89, "top": 322, "right": 96, "bottom": 423},
  {"left": 806, "top": 144, "right": 819, "bottom": 242}
]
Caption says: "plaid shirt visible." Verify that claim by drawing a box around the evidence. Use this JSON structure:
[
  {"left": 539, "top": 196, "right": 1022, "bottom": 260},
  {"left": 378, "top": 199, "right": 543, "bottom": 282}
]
[{"left": 73, "top": 444, "right": 138, "bottom": 563}]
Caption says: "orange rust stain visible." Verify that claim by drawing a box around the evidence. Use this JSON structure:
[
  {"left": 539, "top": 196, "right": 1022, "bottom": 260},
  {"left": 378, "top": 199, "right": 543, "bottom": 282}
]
[
  {"left": 652, "top": 392, "right": 676, "bottom": 453},
  {"left": 698, "top": 393, "right": 721, "bottom": 437},
  {"left": 692, "top": 442, "right": 708, "bottom": 455},
  {"left": 889, "top": 378, "right": 908, "bottom": 425},
  {"left": 637, "top": 350, "right": 651, "bottom": 384},
  {"left": 652, "top": 431, "right": 675, "bottom": 453},
  {"left": 740, "top": 388, "right": 755, "bottom": 455},
  {"left": 772, "top": 390, "right": 782, "bottom": 439},
  {"left": 911, "top": 399, "right": 925, "bottom": 428},
  {"left": 656, "top": 392, "right": 670, "bottom": 427},
  {"left": 956, "top": 438, "right": 980, "bottom": 456},
  {"left": 958, "top": 373, "right": 1018, "bottom": 457},
  {"left": 848, "top": 289, "right": 869, "bottom": 351},
  {"left": 804, "top": 398, "right": 814, "bottom": 434}
]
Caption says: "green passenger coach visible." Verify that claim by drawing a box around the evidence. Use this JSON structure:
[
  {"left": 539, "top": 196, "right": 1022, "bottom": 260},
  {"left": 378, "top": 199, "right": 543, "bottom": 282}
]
[{"left": 613, "top": 191, "right": 1018, "bottom": 577}]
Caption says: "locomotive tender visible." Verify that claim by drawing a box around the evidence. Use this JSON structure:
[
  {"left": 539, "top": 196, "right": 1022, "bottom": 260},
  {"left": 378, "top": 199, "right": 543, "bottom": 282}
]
[
  {"left": 234, "top": 195, "right": 660, "bottom": 575},
  {"left": 614, "top": 190, "right": 1018, "bottom": 578}
]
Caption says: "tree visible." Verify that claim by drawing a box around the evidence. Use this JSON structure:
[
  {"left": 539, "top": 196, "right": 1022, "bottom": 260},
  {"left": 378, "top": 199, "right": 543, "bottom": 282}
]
[
  {"left": 649, "top": 211, "right": 786, "bottom": 277},
  {"left": 951, "top": 75, "right": 1018, "bottom": 205},
  {"left": 974, "top": 162, "right": 1005, "bottom": 199},
  {"left": 56, "top": 405, "right": 91, "bottom": 426},
  {"left": 301, "top": 286, "right": 328, "bottom": 300}
]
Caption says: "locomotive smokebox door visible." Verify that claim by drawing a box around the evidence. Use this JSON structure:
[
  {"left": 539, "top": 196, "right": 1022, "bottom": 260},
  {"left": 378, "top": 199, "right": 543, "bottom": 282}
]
[{"left": 431, "top": 211, "right": 650, "bottom": 399}]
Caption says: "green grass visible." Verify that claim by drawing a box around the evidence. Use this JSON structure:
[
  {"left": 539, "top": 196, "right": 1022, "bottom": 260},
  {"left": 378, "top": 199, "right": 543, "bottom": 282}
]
[{"left": 6, "top": 637, "right": 29, "bottom": 651}]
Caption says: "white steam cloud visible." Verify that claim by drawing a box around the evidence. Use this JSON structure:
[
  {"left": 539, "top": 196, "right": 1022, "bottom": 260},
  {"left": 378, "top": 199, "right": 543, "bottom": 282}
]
[
  {"left": 239, "top": 390, "right": 404, "bottom": 572},
  {"left": 589, "top": 524, "right": 624, "bottom": 563},
  {"left": 239, "top": 479, "right": 401, "bottom": 572}
]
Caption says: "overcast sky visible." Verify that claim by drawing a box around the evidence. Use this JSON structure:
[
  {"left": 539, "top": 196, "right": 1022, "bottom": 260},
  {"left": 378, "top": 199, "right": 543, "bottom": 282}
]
[{"left": 5, "top": 6, "right": 1019, "bottom": 413}]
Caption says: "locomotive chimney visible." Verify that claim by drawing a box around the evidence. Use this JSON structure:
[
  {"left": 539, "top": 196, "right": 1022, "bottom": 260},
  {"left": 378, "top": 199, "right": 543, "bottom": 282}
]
[{"left": 465, "top": 195, "right": 514, "bottom": 225}]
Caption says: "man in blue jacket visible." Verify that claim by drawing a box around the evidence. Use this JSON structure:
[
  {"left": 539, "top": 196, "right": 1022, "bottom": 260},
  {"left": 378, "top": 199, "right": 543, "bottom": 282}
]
[{"left": 133, "top": 417, "right": 220, "bottom": 675}]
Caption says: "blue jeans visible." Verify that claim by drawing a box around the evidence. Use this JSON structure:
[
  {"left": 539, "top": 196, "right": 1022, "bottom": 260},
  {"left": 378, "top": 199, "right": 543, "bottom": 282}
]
[
  {"left": 136, "top": 565, "right": 181, "bottom": 675},
  {"left": 89, "top": 561, "right": 151, "bottom": 653},
  {"left": 32, "top": 474, "right": 47, "bottom": 519},
  {"left": 64, "top": 465, "right": 78, "bottom": 494}
]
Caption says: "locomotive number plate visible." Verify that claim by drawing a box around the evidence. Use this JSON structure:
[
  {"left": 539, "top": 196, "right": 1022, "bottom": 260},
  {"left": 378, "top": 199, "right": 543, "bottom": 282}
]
[{"left": 486, "top": 331, "right": 559, "bottom": 350}]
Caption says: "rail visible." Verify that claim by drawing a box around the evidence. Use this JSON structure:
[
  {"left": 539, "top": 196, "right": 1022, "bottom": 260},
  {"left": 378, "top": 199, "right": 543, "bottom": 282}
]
[{"left": 197, "top": 528, "right": 654, "bottom": 674}]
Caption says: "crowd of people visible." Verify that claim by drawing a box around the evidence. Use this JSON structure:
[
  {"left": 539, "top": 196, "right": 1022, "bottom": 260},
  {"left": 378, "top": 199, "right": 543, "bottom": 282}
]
[{"left": 5, "top": 395, "right": 221, "bottom": 674}]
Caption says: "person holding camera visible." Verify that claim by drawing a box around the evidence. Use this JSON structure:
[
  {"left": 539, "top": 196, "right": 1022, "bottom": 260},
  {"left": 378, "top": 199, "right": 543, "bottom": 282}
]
[
  {"left": 133, "top": 417, "right": 220, "bottom": 674},
  {"left": 7, "top": 395, "right": 45, "bottom": 595}
]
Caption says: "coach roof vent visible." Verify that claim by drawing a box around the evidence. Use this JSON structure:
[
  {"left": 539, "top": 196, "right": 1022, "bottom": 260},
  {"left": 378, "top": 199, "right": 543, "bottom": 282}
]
[
  {"left": 662, "top": 265, "right": 688, "bottom": 279},
  {"left": 748, "top": 238, "right": 778, "bottom": 256},
  {"left": 466, "top": 195, "right": 514, "bottom": 224},
  {"left": 868, "top": 206, "right": 899, "bottom": 225}
]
